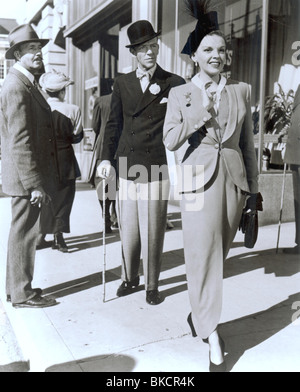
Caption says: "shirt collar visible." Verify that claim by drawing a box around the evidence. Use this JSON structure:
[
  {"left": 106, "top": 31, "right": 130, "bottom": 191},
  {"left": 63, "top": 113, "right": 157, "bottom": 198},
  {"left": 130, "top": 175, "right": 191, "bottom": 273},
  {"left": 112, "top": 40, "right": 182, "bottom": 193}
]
[
  {"left": 14, "top": 63, "right": 35, "bottom": 84},
  {"left": 192, "top": 73, "right": 227, "bottom": 92},
  {"left": 136, "top": 64, "right": 157, "bottom": 79}
]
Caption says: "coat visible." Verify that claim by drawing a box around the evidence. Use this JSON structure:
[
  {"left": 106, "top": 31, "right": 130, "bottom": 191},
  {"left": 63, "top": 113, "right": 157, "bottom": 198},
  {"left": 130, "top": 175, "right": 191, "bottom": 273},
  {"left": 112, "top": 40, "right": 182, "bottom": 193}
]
[
  {"left": 163, "top": 79, "right": 259, "bottom": 194},
  {"left": 47, "top": 97, "right": 83, "bottom": 182},
  {"left": 101, "top": 65, "right": 185, "bottom": 182},
  {"left": 0, "top": 68, "right": 59, "bottom": 196},
  {"left": 284, "top": 84, "right": 300, "bottom": 165},
  {"left": 88, "top": 94, "right": 113, "bottom": 184}
]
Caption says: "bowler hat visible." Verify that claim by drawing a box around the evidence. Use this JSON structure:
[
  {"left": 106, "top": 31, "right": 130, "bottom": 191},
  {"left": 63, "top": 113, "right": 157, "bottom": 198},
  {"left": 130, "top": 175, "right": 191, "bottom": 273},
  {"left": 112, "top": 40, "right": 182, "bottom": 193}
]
[
  {"left": 126, "top": 20, "right": 161, "bottom": 48},
  {"left": 39, "top": 70, "right": 74, "bottom": 93},
  {"left": 5, "top": 24, "right": 49, "bottom": 60}
]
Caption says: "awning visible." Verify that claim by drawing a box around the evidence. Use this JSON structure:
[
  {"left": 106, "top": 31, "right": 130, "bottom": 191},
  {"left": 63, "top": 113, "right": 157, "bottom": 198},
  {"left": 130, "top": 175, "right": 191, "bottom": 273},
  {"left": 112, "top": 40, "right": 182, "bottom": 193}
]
[{"left": 64, "top": 0, "right": 132, "bottom": 51}]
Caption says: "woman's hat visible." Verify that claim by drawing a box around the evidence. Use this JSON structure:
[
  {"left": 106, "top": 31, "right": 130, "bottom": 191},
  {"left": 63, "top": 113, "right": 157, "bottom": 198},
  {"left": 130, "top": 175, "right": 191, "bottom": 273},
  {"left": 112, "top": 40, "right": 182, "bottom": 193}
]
[
  {"left": 181, "top": 0, "right": 220, "bottom": 56},
  {"left": 5, "top": 24, "right": 49, "bottom": 60},
  {"left": 39, "top": 70, "right": 74, "bottom": 93},
  {"left": 126, "top": 20, "right": 161, "bottom": 48}
]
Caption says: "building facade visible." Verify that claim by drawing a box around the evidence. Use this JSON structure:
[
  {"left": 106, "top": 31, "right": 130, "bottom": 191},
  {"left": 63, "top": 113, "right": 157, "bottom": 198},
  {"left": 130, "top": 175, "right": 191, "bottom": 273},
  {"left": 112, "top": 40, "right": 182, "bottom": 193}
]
[
  {"left": 0, "top": 18, "right": 18, "bottom": 92},
  {"left": 19, "top": 0, "right": 300, "bottom": 224}
]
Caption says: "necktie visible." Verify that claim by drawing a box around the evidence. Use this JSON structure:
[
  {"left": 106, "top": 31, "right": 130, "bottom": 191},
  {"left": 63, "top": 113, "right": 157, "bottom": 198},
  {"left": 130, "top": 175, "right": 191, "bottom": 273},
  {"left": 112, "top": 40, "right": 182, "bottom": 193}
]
[{"left": 137, "top": 69, "right": 150, "bottom": 92}]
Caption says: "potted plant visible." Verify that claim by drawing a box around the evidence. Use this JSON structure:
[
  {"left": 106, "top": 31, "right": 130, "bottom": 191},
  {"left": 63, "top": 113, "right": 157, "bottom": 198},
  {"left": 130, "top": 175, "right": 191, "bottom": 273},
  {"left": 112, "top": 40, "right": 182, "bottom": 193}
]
[
  {"left": 263, "top": 83, "right": 295, "bottom": 168},
  {"left": 264, "top": 83, "right": 294, "bottom": 135}
]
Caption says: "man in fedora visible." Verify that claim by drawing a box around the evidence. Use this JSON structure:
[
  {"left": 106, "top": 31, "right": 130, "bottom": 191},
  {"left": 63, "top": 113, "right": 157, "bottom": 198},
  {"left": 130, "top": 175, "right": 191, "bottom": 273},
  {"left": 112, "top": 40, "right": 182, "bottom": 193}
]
[
  {"left": 0, "top": 24, "right": 59, "bottom": 308},
  {"left": 98, "top": 20, "right": 185, "bottom": 305}
]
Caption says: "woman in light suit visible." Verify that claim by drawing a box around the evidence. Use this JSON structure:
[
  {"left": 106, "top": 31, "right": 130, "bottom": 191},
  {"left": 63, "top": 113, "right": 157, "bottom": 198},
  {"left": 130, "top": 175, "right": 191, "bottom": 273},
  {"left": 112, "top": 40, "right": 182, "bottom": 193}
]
[{"left": 163, "top": 1, "right": 259, "bottom": 372}]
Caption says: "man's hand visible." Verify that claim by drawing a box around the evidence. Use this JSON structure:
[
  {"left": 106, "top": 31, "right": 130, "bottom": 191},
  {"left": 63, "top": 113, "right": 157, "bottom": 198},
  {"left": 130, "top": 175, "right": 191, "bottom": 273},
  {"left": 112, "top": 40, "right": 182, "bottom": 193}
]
[
  {"left": 97, "top": 160, "right": 112, "bottom": 179},
  {"left": 30, "top": 187, "right": 51, "bottom": 208}
]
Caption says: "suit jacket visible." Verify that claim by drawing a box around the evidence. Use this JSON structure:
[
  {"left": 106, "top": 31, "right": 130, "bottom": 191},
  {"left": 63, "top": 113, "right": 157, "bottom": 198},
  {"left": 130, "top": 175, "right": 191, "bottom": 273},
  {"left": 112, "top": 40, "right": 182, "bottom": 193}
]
[
  {"left": 163, "top": 79, "right": 258, "bottom": 194},
  {"left": 47, "top": 98, "right": 83, "bottom": 182},
  {"left": 101, "top": 65, "right": 185, "bottom": 182},
  {"left": 88, "top": 94, "right": 113, "bottom": 183},
  {"left": 0, "top": 68, "right": 59, "bottom": 196},
  {"left": 284, "top": 84, "right": 300, "bottom": 165}
]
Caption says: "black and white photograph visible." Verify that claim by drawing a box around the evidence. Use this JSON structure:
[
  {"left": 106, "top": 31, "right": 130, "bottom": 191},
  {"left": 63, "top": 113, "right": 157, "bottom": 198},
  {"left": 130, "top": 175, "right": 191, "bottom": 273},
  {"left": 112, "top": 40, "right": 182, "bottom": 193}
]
[{"left": 0, "top": 0, "right": 299, "bottom": 375}]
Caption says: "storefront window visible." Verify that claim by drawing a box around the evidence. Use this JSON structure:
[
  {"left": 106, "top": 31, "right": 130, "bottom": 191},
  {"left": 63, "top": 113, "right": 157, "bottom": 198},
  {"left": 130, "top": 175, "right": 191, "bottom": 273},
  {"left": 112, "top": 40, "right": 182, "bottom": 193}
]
[
  {"left": 83, "top": 42, "right": 100, "bottom": 131},
  {"left": 159, "top": 0, "right": 299, "bottom": 172},
  {"left": 263, "top": 0, "right": 300, "bottom": 170}
]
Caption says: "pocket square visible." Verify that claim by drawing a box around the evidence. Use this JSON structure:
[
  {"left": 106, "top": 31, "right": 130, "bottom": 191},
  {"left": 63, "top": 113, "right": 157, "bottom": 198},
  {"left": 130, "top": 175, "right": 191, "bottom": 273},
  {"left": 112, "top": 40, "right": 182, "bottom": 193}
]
[{"left": 160, "top": 97, "right": 168, "bottom": 104}]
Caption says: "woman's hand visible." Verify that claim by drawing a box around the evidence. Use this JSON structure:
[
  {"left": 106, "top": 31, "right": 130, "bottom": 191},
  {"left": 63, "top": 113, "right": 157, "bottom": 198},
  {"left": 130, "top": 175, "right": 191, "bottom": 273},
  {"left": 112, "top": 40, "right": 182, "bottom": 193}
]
[{"left": 202, "top": 82, "right": 217, "bottom": 112}]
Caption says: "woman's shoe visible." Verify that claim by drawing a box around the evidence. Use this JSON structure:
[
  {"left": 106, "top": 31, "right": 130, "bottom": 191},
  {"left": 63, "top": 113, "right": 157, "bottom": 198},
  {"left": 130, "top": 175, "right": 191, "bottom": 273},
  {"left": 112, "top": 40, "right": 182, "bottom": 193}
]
[
  {"left": 52, "top": 233, "right": 69, "bottom": 253},
  {"left": 209, "top": 337, "right": 226, "bottom": 372},
  {"left": 187, "top": 313, "right": 197, "bottom": 337}
]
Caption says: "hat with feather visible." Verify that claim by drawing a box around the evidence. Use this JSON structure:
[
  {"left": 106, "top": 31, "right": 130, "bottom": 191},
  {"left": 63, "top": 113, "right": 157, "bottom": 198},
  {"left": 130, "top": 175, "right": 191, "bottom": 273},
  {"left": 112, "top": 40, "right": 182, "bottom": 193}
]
[{"left": 181, "top": 0, "right": 220, "bottom": 56}]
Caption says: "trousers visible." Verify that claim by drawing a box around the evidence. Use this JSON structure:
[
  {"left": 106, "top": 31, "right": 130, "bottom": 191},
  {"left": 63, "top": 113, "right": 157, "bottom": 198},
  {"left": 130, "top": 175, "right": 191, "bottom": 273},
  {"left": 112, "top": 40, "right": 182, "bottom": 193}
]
[
  {"left": 116, "top": 178, "right": 170, "bottom": 291},
  {"left": 6, "top": 196, "right": 40, "bottom": 303}
]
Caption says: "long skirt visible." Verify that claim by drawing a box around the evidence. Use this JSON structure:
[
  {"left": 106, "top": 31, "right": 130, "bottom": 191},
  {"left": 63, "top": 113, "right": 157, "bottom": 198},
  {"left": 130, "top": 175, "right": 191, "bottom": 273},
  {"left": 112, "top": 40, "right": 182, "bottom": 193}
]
[
  {"left": 40, "top": 179, "right": 76, "bottom": 234},
  {"left": 180, "top": 156, "right": 246, "bottom": 339}
]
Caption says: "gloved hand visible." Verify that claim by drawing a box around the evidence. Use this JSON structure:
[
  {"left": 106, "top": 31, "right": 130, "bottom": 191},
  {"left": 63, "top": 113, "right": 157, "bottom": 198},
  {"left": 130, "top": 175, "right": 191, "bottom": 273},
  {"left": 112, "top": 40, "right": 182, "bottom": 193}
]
[
  {"left": 245, "top": 192, "right": 263, "bottom": 212},
  {"left": 97, "top": 160, "right": 112, "bottom": 179}
]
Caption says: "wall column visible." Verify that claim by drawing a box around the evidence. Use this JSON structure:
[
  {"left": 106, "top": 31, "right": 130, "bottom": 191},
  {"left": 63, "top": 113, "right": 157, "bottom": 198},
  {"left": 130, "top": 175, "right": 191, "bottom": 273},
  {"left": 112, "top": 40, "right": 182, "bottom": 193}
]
[{"left": 132, "top": 0, "right": 158, "bottom": 29}]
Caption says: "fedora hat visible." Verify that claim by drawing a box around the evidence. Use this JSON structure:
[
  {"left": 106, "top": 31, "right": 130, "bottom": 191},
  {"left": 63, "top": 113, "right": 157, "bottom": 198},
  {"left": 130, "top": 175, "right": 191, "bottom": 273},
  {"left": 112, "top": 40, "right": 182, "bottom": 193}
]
[
  {"left": 39, "top": 69, "right": 74, "bottom": 93},
  {"left": 126, "top": 20, "right": 161, "bottom": 48},
  {"left": 5, "top": 24, "right": 49, "bottom": 60}
]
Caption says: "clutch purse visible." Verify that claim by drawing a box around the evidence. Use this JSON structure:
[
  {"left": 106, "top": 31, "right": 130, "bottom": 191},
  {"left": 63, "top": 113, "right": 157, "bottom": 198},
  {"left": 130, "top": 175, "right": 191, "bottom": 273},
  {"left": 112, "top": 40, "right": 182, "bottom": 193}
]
[{"left": 239, "top": 192, "right": 263, "bottom": 249}]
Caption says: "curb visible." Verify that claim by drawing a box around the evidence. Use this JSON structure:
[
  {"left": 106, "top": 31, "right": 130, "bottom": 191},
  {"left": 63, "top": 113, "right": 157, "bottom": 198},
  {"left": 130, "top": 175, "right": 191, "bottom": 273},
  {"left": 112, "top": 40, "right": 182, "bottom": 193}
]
[{"left": 0, "top": 300, "right": 29, "bottom": 372}]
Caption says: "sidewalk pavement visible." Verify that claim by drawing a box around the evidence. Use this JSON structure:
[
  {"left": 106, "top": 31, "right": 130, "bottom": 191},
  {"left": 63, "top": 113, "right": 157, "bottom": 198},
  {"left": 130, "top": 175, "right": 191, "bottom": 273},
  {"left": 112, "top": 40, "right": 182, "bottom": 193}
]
[{"left": 0, "top": 182, "right": 299, "bottom": 373}]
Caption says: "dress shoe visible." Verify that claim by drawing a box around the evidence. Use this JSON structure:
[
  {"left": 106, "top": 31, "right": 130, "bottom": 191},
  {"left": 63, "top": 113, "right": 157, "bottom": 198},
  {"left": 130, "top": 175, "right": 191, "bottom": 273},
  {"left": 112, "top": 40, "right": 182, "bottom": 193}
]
[
  {"left": 12, "top": 294, "right": 58, "bottom": 309},
  {"left": 52, "top": 233, "right": 69, "bottom": 253},
  {"left": 209, "top": 337, "right": 226, "bottom": 372},
  {"left": 116, "top": 276, "right": 140, "bottom": 297},
  {"left": 283, "top": 245, "right": 300, "bottom": 254},
  {"left": 7, "top": 288, "right": 43, "bottom": 303},
  {"left": 146, "top": 290, "right": 163, "bottom": 305},
  {"left": 36, "top": 235, "right": 53, "bottom": 250}
]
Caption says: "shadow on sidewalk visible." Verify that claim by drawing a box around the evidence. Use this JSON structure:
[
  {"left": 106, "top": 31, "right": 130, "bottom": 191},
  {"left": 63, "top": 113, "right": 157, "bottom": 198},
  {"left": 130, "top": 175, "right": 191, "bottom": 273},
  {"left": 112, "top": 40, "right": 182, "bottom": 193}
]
[
  {"left": 219, "top": 292, "right": 300, "bottom": 371},
  {"left": 65, "top": 231, "right": 121, "bottom": 253},
  {"left": 43, "top": 267, "right": 122, "bottom": 299},
  {"left": 46, "top": 353, "right": 136, "bottom": 372},
  {"left": 225, "top": 248, "right": 300, "bottom": 278}
]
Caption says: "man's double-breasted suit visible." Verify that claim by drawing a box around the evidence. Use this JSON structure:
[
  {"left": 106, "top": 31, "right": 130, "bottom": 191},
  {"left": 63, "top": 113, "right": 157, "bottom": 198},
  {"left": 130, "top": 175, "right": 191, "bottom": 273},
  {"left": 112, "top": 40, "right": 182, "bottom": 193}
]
[
  {"left": 0, "top": 67, "right": 59, "bottom": 304},
  {"left": 101, "top": 65, "right": 185, "bottom": 290}
]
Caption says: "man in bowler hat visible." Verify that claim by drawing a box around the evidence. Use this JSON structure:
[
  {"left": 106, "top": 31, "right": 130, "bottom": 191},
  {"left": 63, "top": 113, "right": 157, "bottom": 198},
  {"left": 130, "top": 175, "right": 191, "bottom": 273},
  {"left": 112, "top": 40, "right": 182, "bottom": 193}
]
[
  {"left": 98, "top": 20, "right": 185, "bottom": 305},
  {"left": 283, "top": 84, "right": 300, "bottom": 254},
  {"left": 0, "top": 24, "right": 59, "bottom": 308}
]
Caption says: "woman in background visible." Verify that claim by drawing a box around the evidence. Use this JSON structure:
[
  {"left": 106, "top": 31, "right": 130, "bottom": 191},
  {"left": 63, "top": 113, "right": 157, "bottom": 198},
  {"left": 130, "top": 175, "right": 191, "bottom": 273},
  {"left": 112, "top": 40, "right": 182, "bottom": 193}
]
[{"left": 39, "top": 70, "right": 83, "bottom": 252}]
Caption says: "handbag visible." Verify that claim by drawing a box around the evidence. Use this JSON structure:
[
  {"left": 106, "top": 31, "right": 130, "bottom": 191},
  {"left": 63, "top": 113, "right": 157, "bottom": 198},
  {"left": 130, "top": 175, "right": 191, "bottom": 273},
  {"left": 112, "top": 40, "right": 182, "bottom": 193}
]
[{"left": 239, "top": 192, "right": 263, "bottom": 249}]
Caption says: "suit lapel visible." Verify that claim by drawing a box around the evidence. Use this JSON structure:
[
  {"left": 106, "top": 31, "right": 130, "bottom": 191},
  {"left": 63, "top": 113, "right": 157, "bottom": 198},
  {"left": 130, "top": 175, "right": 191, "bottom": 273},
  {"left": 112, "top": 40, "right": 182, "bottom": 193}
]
[
  {"left": 134, "top": 65, "right": 170, "bottom": 115},
  {"left": 221, "top": 84, "right": 238, "bottom": 142},
  {"left": 11, "top": 68, "right": 50, "bottom": 110}
]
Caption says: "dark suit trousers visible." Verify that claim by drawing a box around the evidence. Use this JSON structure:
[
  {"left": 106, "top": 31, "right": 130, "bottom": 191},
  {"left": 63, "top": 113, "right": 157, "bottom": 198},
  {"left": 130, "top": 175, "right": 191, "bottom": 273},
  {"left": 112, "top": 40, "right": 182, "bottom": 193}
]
[
  {"left": 6, "top": 196, "right": 40, "bottom": 304},
  {"left": 291, "top": 165, "right": 300, "bottom": 246}
]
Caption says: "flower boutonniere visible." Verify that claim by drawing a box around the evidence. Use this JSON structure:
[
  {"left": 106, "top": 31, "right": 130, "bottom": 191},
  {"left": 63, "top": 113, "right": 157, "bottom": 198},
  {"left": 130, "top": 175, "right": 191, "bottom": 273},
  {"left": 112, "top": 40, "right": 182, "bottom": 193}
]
[
  {"left": 184, "top": 92, "right": 192, "bottom": 107},
  {"left": 149, "top": 83, "right": 161, "bottom": 95}
]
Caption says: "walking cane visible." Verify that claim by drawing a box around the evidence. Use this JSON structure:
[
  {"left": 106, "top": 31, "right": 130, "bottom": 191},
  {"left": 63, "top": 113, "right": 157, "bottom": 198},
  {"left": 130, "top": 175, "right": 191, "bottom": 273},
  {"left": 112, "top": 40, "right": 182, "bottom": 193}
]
[
  {"left": 276, "top": 162, "right": 287, "bottom": 253},
  {"left": 102, "top": 178, "right": 106, "bottom": 302}
]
